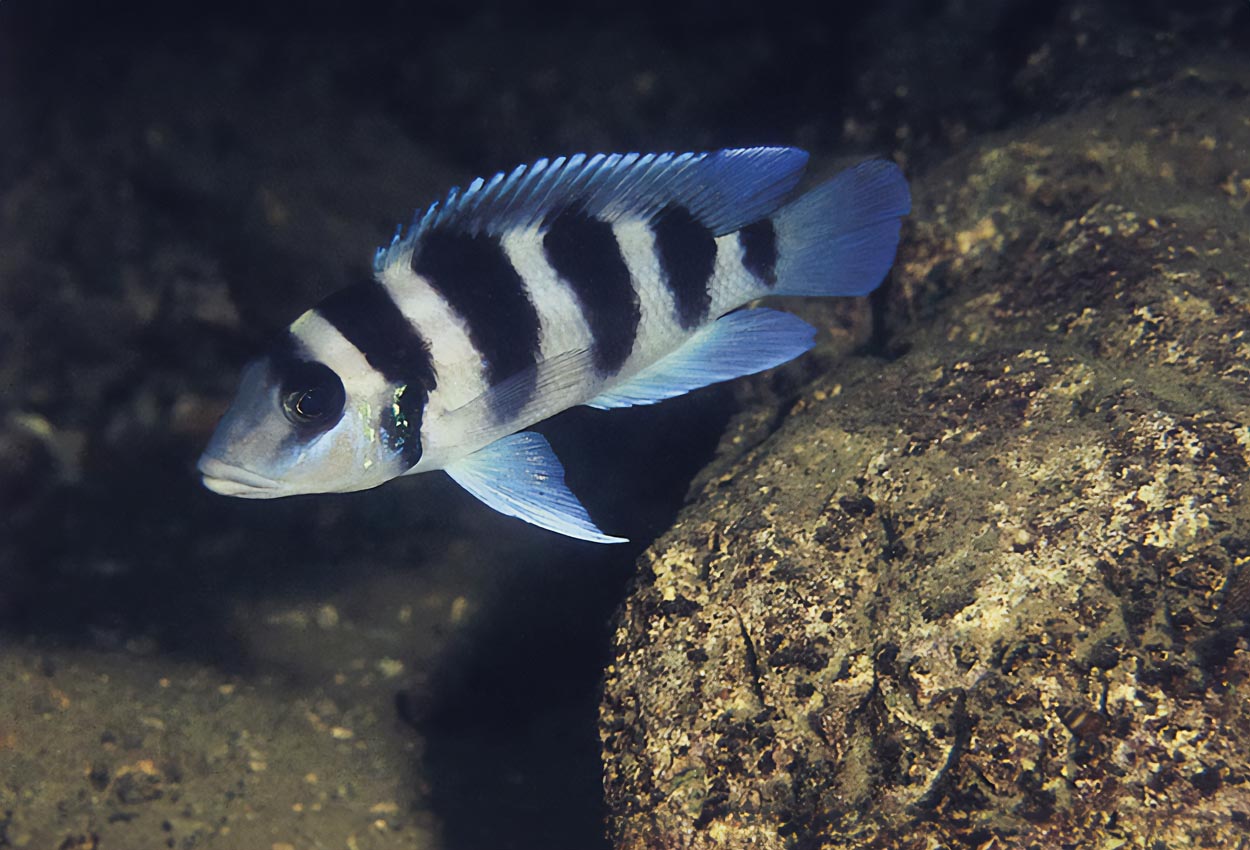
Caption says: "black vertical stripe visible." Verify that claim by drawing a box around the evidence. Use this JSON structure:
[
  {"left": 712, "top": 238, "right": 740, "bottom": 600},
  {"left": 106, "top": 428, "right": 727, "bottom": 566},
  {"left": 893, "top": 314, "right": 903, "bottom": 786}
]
[
  {"left": 739, "top": 218, "right": 778, "bottom": 289},
  {"left": 412, "top": 229, "right": 541, "bottom": 419},
  {"left": 653, "top": 204, "right": 715, "bottom": 329},
  {"left": 313, "top": 282, "right": 438, "bottom": 392},
  {"left": 542, "top": 209, "right": 640, "bottom": 376}
]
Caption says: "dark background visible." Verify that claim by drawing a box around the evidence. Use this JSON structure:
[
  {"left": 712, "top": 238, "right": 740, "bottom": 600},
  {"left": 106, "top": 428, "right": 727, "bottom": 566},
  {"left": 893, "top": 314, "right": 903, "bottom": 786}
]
[{"left": 0, "top": 1, "right": 1246, "bottom": 848}]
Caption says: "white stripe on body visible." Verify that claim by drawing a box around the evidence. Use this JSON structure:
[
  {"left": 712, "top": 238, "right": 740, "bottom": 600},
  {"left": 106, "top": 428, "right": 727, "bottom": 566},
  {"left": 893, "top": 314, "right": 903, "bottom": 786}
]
[
  {"left": 377, "top": 263, "right": 500, "bottom": 473},
  {"left": 708, "top": 232, "right": 771, "bottom": 318},
  {"left": 608, "top": 219, "right": 689, "bottom": 380},
  {"left": 377, "top": 263, "right": 489, "bottom": 409},
  {"left": 493, "top": 226, "right": 606, "bottom": 429},
  {"left": 501, "top": 226, "right": 595, "bottom": 361}
]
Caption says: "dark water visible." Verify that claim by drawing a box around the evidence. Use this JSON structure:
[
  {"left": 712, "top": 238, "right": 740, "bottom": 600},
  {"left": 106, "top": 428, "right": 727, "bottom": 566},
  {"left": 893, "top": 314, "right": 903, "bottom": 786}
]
[{"left": 0, "top": 2, "right": 1246, "bottom": 848}]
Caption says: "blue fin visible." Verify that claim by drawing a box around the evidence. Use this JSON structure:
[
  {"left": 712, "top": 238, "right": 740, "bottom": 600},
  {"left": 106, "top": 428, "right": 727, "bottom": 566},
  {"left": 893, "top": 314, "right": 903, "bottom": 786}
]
[
  {"left": 772, "top": 159, "right": 911, "bottom": 297},
  {"left": 445, "top": 431, "right": 627, "bottom": 544},
  {"left": 586, "top": 308, "right": 816, "bottom": 410},
  {"left": 375, "top": 147, "right": 810, "bottom": 272}
]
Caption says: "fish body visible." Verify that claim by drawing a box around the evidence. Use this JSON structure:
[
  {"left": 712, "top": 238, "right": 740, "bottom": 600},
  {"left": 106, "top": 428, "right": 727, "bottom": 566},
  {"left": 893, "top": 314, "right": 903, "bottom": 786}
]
[{"left": 198, "top": 147, "right": 910, "bottom": 542}]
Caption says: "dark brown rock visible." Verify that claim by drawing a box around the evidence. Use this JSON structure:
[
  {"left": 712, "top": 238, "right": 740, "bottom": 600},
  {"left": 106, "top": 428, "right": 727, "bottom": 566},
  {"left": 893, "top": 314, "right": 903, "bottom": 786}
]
[{"left": 600, "top": 63, "right": 1250, "bottom": 849}]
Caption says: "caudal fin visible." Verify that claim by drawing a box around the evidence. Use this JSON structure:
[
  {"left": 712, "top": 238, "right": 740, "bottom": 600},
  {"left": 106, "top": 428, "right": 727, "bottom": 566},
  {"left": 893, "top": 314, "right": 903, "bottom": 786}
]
[{"left": 771, "top": 159, "right": 910, "bottom": 298}]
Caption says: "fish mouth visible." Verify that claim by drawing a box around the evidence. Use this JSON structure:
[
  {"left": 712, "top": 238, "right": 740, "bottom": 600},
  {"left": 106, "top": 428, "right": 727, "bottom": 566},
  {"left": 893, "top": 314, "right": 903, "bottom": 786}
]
[{"left": 198, "top": 456, "right": 287, "bottom": 499}]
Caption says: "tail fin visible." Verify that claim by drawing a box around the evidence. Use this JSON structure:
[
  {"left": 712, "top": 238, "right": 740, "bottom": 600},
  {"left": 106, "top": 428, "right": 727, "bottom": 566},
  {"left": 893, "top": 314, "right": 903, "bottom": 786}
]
[{"left": 771, "top": 159, "right": 910, "bottom": 298}]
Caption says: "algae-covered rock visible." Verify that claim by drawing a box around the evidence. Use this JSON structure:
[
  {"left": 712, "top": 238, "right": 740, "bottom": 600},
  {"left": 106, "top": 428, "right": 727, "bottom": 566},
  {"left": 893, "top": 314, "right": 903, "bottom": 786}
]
[{"left": 600, "top": 64, "right": 1250, "bottom": 849}]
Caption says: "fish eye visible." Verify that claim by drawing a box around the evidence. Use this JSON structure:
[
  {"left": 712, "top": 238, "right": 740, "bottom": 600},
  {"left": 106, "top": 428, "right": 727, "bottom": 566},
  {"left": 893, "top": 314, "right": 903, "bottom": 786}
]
[{"left": 279, "top": 361, "right": 345, "bottom": 428}]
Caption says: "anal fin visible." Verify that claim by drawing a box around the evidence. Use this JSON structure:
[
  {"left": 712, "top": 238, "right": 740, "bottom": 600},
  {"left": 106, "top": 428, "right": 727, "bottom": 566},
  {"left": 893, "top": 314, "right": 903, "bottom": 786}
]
[
  {"left": 586, "top": 308, "right": 817, "bottom": 410},
  {"left": 445, "top": 431, "right": 627, "bottom": 544}
]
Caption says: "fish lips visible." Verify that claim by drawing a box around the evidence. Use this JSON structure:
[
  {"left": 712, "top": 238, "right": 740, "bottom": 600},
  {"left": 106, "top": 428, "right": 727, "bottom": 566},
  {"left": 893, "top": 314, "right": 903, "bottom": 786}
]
[{"left": 197, "top": 455, "right": 287, "bottom": 499}]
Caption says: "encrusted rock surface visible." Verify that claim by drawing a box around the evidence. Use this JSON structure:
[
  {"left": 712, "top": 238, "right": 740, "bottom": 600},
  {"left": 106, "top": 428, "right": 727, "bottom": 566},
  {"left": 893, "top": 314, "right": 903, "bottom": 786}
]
[{"left": 600, "top": 64, "right": 1250, "bottom": 849}]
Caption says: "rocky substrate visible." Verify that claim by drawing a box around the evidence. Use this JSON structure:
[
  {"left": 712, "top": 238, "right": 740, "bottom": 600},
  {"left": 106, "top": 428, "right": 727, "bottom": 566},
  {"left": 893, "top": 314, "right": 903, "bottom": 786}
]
[{"left": 600, "top": 63, "right": 1250, "bottom": 849}]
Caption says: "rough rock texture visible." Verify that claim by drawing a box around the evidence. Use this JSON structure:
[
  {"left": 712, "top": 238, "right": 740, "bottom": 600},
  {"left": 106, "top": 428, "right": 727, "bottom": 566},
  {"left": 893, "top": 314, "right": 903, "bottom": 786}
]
[{"left": 601, "top": 63, "right": 1250, "bottom": 849}]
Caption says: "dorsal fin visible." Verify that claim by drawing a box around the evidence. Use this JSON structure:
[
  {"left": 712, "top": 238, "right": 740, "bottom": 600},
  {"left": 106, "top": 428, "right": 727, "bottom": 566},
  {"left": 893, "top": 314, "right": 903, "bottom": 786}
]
[{"left": 375, "top": 147, "right": 810, "bottom": 272}]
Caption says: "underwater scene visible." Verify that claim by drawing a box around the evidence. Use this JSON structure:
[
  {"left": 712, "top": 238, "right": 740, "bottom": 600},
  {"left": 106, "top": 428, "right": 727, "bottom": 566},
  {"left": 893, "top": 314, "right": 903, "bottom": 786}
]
[{"left": 2, "top": 1, "right": 1250, "bottom": 848}]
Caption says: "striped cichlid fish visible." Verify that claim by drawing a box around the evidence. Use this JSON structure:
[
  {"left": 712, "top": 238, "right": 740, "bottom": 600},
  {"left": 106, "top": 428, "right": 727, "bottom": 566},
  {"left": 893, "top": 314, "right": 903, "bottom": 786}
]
[{"left": 198, "top": 147, "right": 910, "bottom": 542}]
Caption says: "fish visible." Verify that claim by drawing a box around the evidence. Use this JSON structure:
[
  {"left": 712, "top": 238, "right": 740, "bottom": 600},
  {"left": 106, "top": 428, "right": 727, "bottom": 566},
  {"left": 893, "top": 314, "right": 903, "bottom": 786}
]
[{"left": 198, "top": 147, "right": 910, "bottom": 543}]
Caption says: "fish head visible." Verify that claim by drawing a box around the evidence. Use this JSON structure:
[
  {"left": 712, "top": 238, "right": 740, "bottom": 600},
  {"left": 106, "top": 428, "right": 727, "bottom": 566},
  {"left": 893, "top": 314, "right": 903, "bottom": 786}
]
[{"left": 198, "top": 338, "right": 418, "bottom": 498}]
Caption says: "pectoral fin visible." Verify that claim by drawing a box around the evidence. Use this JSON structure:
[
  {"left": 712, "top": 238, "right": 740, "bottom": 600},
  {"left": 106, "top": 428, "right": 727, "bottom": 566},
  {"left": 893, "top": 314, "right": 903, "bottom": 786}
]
[
  {"left": 445, "top": 431, "right": 627, "bottom": 544},
  {"left": 586, "top": 307, "right": 817, "bottom": 409}
]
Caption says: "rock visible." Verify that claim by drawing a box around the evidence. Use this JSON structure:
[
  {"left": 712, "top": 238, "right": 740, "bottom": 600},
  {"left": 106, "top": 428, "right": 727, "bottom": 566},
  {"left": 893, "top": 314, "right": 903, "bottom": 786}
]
[
  {"left": 113, "top": 760, "right": 165, "bottom": 805},
  {"left": 600, "top": 63, "right": 1250, "bottom": 849}
]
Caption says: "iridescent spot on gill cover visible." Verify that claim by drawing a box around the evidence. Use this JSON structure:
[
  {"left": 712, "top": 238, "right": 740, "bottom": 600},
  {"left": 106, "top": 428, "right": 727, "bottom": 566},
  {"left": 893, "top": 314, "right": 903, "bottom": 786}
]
[
  {"left": 738, "top": 218, "right": 778, "bottom": 288},
  {"left": 383, "top": 383, "right": 425, "bottom": 470},
  {"left": 412, "top": 229, "right": 541, "bottom": 419},
  {"left": 653, "top": 204, "right": 715, "bottom": 328},
  {"left": 542, "top": 208, "right": 640, "bottom": 376}
]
